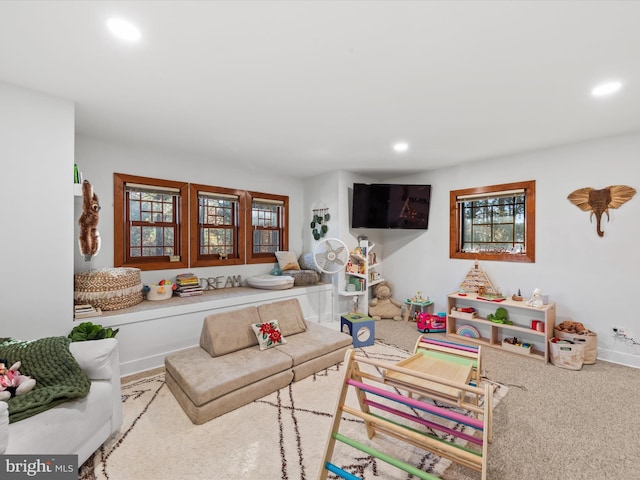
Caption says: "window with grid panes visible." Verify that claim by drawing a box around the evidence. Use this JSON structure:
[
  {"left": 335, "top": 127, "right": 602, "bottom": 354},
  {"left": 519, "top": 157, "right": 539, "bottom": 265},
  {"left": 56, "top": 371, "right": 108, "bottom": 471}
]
[
  {"left": 190, "top": 184, "right": 245, "bottom": 267},
  {"left": 247, "top": 191, "right": 289, "bottom": 264},
  {"left": 114, "top": 173, "right": 188, "bottom": 270},
  {"left": 450, "top": 180, "right": 535, "bottom": 263}
]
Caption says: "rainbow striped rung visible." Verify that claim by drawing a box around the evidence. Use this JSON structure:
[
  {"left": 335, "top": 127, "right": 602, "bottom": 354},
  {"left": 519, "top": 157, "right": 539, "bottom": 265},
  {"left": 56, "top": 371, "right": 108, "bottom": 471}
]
[
  {"left": 419, "top": 337, "right": 479, "bottom": 353},
  {"left": 333, "top": 432, "right": 440, "bottom": 480},
  {"left": 346, "top": 378, "right": 484, "bottom": 430},
  {"left": 324, "top": 461, "right": 362, "bottom": 480}
]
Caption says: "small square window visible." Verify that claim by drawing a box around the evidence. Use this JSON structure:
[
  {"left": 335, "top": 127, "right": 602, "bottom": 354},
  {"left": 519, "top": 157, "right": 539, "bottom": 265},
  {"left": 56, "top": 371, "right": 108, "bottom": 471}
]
[{"left": 450, "top": 180, "right": 535, "bottom": 263}]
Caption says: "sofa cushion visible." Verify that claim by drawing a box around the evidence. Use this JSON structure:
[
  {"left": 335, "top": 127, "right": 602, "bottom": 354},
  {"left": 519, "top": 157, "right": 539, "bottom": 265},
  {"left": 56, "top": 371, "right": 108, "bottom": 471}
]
[
  {"left": 199, "top": 306, "right": 260, "bottom": 357},
  {"left": 4, "top": 381, "right": 113, "bottom": 456},
  {"left": 251, "top": 320, "right": 287, "bottom": 350},
  {"left": 69, "top": 338, "right": 117, "bottom": 380},
  {"left": 275, "top": 322, "right": 352, "bottom": 366},
  {"left": 257, "top": 298, "right": 307, "bottom": 337},
  {"left": 165, "top": 345, "right": 292, "bottom": 407}
]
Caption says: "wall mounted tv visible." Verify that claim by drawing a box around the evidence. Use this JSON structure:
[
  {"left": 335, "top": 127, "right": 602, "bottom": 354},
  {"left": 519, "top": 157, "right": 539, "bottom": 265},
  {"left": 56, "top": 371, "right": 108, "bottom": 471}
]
[{"left": 351, "top": 183, "right": 432, "bottom": 229}]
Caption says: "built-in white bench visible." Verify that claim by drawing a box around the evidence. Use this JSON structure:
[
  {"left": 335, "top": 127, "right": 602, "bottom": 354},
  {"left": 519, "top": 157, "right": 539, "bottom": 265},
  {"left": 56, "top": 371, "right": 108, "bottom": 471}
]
[{"left": 97, "top": 284, "right": 334, "bottom": 376}]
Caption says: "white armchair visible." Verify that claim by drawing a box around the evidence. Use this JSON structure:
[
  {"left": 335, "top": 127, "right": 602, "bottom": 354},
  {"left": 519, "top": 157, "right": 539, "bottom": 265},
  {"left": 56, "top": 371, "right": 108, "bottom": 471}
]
[{"left": 0, "top": 338, "right": 122, "bottom": 466}]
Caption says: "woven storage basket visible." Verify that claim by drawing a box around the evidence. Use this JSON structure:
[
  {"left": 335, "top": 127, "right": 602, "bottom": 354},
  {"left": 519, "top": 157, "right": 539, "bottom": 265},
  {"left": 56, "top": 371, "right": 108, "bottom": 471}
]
[{"left": 74, "top": 267, "right": 143, "bottom": 311}]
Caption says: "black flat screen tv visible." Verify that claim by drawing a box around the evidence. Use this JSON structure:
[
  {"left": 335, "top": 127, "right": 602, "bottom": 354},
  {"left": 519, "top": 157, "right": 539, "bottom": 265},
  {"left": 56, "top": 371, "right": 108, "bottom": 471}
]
[{"left": 351, "top": 183, "right": 432, "bottom": 229}]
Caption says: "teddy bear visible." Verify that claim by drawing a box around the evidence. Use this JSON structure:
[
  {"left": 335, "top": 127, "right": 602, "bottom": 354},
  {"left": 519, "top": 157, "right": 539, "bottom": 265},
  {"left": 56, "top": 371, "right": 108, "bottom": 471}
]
[
  {"left": 368, "top": 281, "right": 403, "bottom": 320},
  {"left": 0, "top": 359, "right": 36, "bottom": 401},
  {"left": 78, "top": 179, "right": 101, "bottom": 261}
]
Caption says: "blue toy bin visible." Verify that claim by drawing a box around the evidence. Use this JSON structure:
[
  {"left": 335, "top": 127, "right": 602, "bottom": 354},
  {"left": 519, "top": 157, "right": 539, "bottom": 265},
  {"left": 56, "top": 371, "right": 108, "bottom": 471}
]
[{"left": 416, "top": 312, "right": 447, "bottom": 333}]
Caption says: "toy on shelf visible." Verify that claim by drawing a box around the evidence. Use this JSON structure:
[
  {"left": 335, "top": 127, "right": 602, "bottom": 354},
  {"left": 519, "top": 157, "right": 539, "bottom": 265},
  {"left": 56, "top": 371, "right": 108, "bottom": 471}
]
[
  {"left": 487, "top": 307, "right": 512, "bottom": 325},
  {"left": 527, "top": 288, "right": 544, "bottom": 308},
  {"left": 459, "top": 261, "right": 498, "bottom": 295}
]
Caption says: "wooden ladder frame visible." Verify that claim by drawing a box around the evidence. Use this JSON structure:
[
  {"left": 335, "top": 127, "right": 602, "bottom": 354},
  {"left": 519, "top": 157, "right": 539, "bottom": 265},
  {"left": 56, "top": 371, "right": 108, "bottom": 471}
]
[{"left": 318, "top": 349, "right": 491, "bottom": 480}]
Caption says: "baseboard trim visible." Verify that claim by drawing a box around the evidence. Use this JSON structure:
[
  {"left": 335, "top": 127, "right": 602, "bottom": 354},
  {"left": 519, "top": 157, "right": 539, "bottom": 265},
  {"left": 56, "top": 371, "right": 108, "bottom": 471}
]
[{"left": 597, "top": 347, "right": 640, "bottom": 369}]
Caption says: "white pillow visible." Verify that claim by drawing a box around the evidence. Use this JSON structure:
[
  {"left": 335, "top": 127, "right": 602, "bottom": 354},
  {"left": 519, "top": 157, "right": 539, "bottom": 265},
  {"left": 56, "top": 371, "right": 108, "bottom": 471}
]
[{"left": 275, "top": 251, "right": 300, "bottom": 271}]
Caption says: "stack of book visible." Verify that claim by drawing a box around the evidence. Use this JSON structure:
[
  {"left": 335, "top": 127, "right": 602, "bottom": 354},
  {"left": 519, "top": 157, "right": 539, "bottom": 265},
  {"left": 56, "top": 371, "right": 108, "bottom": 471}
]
[
  {"left": 74, "top": 304, "right": 102, "bottom": 319},
  {"left": 175, "top": 273, "right": 203, "bottom": 297}
]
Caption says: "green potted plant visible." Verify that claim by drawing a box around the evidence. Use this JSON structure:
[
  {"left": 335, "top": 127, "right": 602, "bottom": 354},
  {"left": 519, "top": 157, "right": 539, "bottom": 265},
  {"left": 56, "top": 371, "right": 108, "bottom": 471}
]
[{"left": 68, "top": 322, "right": 119, "bottom": 342}]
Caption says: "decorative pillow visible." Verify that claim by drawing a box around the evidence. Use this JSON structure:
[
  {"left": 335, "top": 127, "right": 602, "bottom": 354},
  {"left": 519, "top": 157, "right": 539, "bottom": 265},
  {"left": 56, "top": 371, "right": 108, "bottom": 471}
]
[
  {"left": 251, "top": 320, "right": 287, "bottom": 350},
  {"left": 298, "top": 252, "right": 320, "bottom": 272},
  {"left": 275, "top": 251, "right": 300, "bottom": 271}
]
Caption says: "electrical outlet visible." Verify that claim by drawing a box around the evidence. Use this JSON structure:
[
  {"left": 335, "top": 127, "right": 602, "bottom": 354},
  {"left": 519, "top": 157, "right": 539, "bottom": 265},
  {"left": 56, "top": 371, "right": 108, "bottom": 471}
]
[{"left": 612, "top": 326, "right": 627, "bottom": 337}]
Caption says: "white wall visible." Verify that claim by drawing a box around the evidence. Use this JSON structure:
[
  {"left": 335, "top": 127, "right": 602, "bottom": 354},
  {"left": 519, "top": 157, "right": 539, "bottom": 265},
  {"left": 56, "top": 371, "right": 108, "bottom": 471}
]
[
  {"left": 74, "top": 135, "right": 306, "bottom": 285},
  {"left": 0, "top": 82, "right": 75, "bottom": 340},
  {"left": 302, "top": 171, "right": 384, "bottom": 318},
  {"left": 4, "top": 82, "right": 639, "bottom": 369},
  {"left": 380, "top": 133, "right": 640, "bottom": 367}
]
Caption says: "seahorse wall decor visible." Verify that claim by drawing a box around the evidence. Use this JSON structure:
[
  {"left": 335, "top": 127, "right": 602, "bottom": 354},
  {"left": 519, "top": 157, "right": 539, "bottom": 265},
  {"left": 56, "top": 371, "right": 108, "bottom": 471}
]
[{"left": 567, "top": 185, "right": 636, "bottom": 237}]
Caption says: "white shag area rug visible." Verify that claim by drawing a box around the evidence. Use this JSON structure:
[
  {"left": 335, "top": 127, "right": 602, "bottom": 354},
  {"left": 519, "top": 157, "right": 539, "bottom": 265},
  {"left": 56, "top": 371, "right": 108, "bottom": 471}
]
[{"left": 80, "top": 342, "right": 507, "bottom": 480}]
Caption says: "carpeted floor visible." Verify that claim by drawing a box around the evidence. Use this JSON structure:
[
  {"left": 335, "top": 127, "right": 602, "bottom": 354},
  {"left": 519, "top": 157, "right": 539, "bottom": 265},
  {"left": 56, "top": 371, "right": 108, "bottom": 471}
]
[
  {"left": 375, "top": 319, "right": 640, "bottom": 480},
  {"left": 79, "top": 339, "right": 507, "bottom": 480},
  {"left": 80, "top": 318, "right": 640, "bottom": 480}
]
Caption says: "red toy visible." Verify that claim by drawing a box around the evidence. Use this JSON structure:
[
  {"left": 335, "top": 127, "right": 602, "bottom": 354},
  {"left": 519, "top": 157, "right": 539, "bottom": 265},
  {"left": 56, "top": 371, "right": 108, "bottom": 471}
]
[{"left": 416, "top": 312, "right": 447, "bottom": 333}]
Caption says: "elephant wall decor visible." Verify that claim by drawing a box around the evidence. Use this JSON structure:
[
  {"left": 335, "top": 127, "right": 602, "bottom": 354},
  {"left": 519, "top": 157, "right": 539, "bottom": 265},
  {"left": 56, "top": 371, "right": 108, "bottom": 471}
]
[{"left": 567, "top": 185, "right": 636, "bottom": 237}]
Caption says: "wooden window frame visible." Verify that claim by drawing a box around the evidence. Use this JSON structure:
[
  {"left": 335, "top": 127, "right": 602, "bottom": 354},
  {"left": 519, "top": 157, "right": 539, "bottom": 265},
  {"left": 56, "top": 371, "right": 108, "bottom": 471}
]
[
  {"left": 450, "top": 180, "right": 535, "bottom": 263},
  {"left": 189, "top": 184, "right": 246, "bottom": 267},
  {"left": 246, "top": 191, "right": 289, "bottom": 264},
  {"left": 114, "top": 173, "right": 189, "bottom": 271}
]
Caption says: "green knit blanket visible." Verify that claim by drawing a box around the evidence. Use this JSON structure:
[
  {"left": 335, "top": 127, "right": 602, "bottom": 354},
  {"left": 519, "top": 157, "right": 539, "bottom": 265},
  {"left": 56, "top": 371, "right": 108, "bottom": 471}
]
[{"left": 0, "top": 336, "right": 91, "bottom": 423}]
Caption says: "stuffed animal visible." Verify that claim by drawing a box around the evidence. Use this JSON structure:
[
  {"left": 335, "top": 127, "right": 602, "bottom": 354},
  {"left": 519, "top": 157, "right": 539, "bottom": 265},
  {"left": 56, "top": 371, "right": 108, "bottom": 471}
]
[
  {"left": 556, "top": 321, "right": 589, "bottom": 334},
  {"left": 78, "top": 179, "right": 101, "bottom": 261},
  {"left": 0, "top": 359, "right": 36, "bottom": 401},
  {"left": 487, "top": 307, "right": 512, "bottom": 325},
  {"left": 368, "top": 281, "right": 403, "bottom": 320}
]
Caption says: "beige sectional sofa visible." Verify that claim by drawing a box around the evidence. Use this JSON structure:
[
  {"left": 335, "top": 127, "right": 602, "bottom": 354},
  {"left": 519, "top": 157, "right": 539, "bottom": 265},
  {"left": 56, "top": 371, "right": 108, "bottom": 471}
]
[{"left": 165, "top": 298, "right": 352, "bottom": 424}]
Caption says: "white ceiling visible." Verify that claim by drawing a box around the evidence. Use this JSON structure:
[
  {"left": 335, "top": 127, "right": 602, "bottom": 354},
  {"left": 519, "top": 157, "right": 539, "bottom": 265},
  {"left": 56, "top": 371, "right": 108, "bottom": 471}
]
[{"left": 1, "top": 1, "right": 639, "bottom": 179}]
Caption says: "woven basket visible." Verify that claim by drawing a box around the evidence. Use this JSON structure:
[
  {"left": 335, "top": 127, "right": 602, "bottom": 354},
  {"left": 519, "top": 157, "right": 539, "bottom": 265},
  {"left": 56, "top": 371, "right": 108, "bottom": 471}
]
[{"left": 74, "top": 268, "right": 143, "bottom": 311}]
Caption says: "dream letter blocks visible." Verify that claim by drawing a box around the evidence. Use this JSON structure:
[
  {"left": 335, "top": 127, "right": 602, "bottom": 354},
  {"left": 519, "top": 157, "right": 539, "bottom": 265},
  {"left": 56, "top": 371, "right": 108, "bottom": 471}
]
[{"left": 340, "top": 314, "right": 375, "bottom": 347}]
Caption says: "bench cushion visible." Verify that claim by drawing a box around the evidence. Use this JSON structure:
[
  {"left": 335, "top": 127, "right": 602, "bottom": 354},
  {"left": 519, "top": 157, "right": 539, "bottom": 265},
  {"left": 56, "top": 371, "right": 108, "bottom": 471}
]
[
  {"left": 257, "top": 298, "right": 307, "bottom": 336},
  {"left": 165, "top": 345, "right": 292, "bottom": 407},
  {"left": 199, "top": 306, "right": 260, "bottom": 357},
  {"left": 276, "top": 322, "right": 352, "bottom": 366}
]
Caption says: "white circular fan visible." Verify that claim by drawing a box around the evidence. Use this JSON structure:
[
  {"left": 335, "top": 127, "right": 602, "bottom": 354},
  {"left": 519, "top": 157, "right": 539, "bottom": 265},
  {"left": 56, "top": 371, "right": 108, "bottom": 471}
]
[{"left": 313, "top": 237, "right": 349, "bottom": 274}]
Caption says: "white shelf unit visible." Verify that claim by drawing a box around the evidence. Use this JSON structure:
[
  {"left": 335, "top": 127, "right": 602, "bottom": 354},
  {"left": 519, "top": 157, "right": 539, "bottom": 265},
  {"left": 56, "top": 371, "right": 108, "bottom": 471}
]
[
  {"left": 338, "top": 243, "right": 383, "bottom": 316},
  {"left": 446, "top": 292, "right": 556, "bottom": 363}
]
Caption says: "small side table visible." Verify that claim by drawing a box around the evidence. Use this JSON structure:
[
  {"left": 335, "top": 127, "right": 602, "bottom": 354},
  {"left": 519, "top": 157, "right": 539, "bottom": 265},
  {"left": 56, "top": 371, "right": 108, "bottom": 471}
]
[{"left": 403, "top": 300, "right": 434, "bottom": 322}]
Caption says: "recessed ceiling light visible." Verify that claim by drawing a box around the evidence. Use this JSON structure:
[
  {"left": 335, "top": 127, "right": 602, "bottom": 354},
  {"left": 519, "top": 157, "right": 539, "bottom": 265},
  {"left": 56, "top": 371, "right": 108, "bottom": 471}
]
[
  {"left": 107, "top": 18, "right": 141, "bottom": 42},
  {"left": 393, "top": 142, "right": 409, "bottom": 153},
  {"left": 591, "top": 81, "right": 622, "bottom": 97}
]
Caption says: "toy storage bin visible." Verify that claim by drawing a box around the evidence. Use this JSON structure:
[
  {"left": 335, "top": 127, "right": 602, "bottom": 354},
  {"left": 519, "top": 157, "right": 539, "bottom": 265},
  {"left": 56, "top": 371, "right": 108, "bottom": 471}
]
[
  {"left": 553, "top": 330, "right": 597, "bottom": 364},
  {"left": 502, "top": 338, "right": 532, "bottom": 356},
  {"left": 416, "top": 312, "right": 446, "bottom": 333},
  {"left": 549, "top": 339, "right": 584, "bottom": 370}
]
